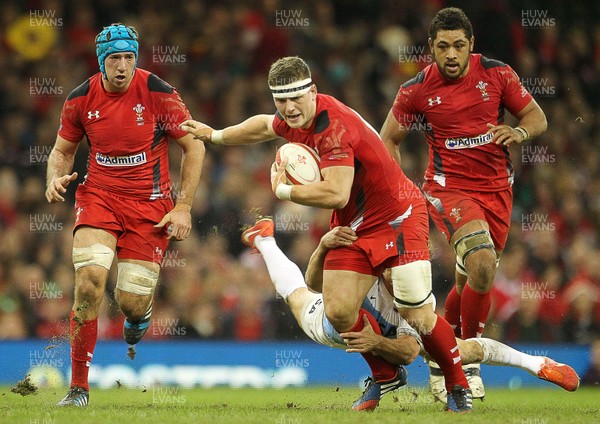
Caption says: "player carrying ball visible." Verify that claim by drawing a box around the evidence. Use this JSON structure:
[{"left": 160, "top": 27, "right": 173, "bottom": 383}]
[{"left": 182, "top": 56, "right": 473, "bottom": 412}]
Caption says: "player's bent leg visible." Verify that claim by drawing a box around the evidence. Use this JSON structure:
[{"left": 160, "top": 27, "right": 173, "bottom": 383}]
[{"left": 116, "top": 259, "right": 159, "bottom": 346}]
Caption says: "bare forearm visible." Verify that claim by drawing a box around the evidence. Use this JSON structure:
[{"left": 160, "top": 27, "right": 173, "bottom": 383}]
[
  {"left": 369, "top": 336, "right": 417, "bottom": 365},
  {"left": 380, "top": 109, "right": 407, "bottom": 166},
  {"left": 305, "top": 243, "right": 327, "bottom": 292},
  {"left": 290, "top": 181, "right": 347, "bottom": 209},
  {"left": 176, "top": 142, "right": 205, "bottom": 210},
  {"left": 46, "top": 148, "right": 74, "bottom": 186},
  {"left": 517, "top": 110, "right": 547, "bottom": 140},
  {"left": 220, "top": 114, "right": 276, "bottom": 145}
]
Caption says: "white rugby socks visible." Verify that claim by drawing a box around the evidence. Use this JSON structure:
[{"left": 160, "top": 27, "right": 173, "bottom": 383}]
[
  {"left": 470, "top": 337, "right": 545, "bottom": 375},
  {"left": 254, "top": 236, "right": 307, "bottom": 301}
]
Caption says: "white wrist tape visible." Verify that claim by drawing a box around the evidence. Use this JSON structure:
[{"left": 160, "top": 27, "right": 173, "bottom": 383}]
[
  {"left": 514, "top": 126, "right": 529, "bottom": 141},
  {"left": 275, "top": 183, "right": 292, "bottom": 200},
  {"left": 211, "top": 129, "right": 224, "bottom": 144}
]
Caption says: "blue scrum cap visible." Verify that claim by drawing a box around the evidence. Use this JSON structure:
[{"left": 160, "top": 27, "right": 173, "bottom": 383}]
[{"left": 95, "top": 23, "right": 139, "bottom": 78}]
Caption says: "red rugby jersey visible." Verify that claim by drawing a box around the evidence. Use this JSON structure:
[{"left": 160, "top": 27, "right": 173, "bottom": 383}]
[
  {"left": 273, "top": 94, "right": 421, "bottom": 234},
  {"left": 58, "top": 69, "right": 191, "bottom": 200},
  {"left": 392, "top": 54, "right": 533, "bottom": 192}
]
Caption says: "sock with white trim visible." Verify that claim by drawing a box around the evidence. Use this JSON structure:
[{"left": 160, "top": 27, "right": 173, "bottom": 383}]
[{"left": 470, "top": 337, "right": 545, "bottom": 375}]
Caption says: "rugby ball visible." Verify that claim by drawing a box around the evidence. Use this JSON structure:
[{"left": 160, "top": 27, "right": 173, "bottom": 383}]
[{"left": 276, "top": 143, "right": 322, "bottom": 185}]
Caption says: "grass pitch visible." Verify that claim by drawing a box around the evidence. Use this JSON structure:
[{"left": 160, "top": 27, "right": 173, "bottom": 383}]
[{"left": 1, "top": 385, "right": 598, "bottom": 424}]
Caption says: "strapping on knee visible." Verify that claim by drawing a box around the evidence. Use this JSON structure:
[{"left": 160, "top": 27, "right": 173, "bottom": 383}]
[
  {"left": 72, "top": 243, "right": 115, "bottom": 270},
  {"left": 116, "top": 262, "right": 159, "bottom": 296},
  {"left": 453, "top": 229, "right": 495, "bottom": 271},
  {"left": 391, "top": 260, "right": 436, "bottom": 309}
]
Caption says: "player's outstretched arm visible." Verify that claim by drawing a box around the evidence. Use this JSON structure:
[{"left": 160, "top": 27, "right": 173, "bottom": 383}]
[
  {"left": 45, "top": 135, "right": 80, "bottom": 203},
  {"left": 380, "top": 109, "right": 410, "bottom": 166},
  {"left": 155, "top": 133, "right": 205, "bottom": 241},
  {"left": 180, "top": 114, "right": 278, "bottom": 145}
]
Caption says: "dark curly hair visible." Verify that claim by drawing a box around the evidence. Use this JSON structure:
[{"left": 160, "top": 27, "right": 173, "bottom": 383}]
[{"left": 428, "top": 7, "right": 473, "bottom": 41}]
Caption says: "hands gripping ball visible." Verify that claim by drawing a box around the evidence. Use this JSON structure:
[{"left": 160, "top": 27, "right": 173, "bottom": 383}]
[{"left": 275, "top": 143, "right": 322, "bottom": 185}]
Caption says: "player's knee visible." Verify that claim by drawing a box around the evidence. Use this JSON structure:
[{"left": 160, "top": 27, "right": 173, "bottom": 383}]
[
  {"left": 324, "top": 302, "right": 356, "bottom": 332},
  {"left": 454, "top": 229, "right": 496, "bottom": 290},
  {"left": 399, "top": 306, "right": 436, "bottom": 335},
  {"left": 73, "top": 286, "right": 102, "bottom": 317},
  {"left": 465, "top": 249, "right": 496, "bottom": 292},
  {"left": 117, "top": 291, "right": 151, "bottom": 320},
  {"left": 115, "top": 262, "right": 158, "bottom": 318},
  {"left": 74, "top": 267, "right": 107, "bottom": 302}
]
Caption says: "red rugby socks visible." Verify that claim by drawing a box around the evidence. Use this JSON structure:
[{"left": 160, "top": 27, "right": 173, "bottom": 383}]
[
  {"left": 444, "top": 284, "right": 462, "bottom": 339},
  {"left": 461, "top": 283, "right": 491, "bottom": 339},
  {"left": 69, "top": 310, "right": 97, "bottom": 391},
  {"left": 421, "top": 314, "right": 469, "bottom": 391}
]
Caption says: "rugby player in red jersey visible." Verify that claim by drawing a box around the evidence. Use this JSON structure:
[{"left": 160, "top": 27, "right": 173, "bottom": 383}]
[
  {"left": 45, "top": 23, "right": 205, "bottom": 406},
  {"left": 380, "top": 7, "right": 547, "bottom": 402},
  {"left": 181, "top": 56, "right": 473, "bottom": 412}
]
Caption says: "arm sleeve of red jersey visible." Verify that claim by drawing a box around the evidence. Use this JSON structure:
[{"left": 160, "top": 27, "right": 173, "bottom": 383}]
[
  {"left": 160, "top": 89, "right": 193, "bottom": 139},
  {"left": 500, "top": 66, "right": 534, "bottom": 115},
  {"left": 57, "top": 99, "right": 84, "bottom": 143},
  {"left": 391, "top": 86, "right": 420, "bottom": 130},
  {"left": 271, "top": 111, "right": 287, "bottom": 138},
  {"left": 318, "top": 123, "right": 355, "bottom": 169}
]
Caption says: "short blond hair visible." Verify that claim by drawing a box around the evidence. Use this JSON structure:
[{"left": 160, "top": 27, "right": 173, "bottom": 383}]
[{"left": 268, "top": 56, "right": 311, "bottom": 87}]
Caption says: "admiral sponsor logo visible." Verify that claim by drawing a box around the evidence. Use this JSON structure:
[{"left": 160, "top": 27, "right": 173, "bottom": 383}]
[
  {"left": 445, "top": 133, "right": 493, "bottom": 149},
  {"left": 96, "top": 152, "right": 147, "bottom": 166}
]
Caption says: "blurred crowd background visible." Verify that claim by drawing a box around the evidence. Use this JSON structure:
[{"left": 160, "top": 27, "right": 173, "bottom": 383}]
[{"left": 0, "top": 0, "right": 599, "bottom": 350}]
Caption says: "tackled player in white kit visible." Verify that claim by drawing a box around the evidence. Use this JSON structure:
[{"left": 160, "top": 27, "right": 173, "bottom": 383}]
[{"left": 241, "top": 218, "right": 579, "bottom": 411}]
